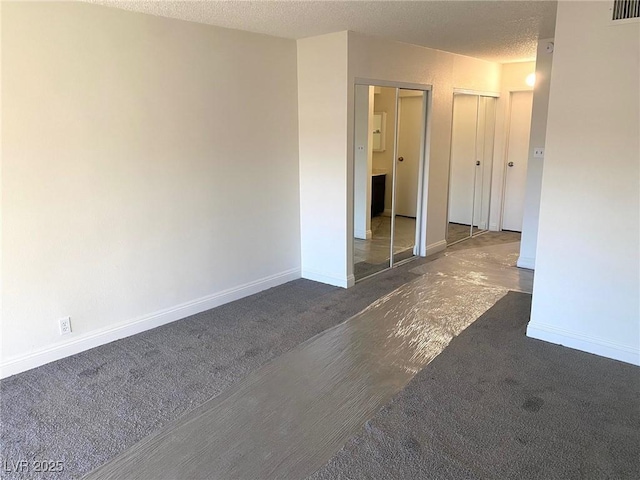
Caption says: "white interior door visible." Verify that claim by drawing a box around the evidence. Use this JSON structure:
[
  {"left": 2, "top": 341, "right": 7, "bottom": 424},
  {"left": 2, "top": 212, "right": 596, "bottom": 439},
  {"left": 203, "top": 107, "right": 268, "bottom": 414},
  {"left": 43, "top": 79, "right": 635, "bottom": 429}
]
[
  {"left": 448, "top": 94, "right": 478, "bottom": 225},
  {"left": 503, "top": 91, "right": 533, "bottom": 232},
  {"left": 395, "top": 95, "right": 422, "bottom": 217}
]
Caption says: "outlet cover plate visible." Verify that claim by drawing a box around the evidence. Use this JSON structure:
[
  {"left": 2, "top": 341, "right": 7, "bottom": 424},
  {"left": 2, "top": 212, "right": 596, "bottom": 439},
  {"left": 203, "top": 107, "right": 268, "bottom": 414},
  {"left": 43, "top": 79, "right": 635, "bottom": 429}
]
[{"left": 59, "top": 316, "right": 72, "bottom": 335}]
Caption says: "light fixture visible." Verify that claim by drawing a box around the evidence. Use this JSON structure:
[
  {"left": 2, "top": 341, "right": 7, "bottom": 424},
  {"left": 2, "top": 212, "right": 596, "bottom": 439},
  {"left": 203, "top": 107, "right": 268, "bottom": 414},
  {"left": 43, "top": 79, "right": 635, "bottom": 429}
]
[{"left": 526, "top": 73, "right": 536, "bottom": 87}]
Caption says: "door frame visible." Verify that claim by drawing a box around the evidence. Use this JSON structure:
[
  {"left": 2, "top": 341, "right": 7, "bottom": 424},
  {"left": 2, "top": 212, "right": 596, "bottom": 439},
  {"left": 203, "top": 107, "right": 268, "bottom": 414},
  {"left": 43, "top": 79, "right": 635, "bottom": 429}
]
[{"left": 350, "top": 78, "right": 432, "bottom": 279}]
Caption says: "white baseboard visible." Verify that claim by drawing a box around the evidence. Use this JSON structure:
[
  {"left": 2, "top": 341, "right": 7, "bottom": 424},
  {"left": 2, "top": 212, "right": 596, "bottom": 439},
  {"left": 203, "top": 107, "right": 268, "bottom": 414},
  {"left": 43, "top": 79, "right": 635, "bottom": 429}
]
[
  {"left": 425, "top": 239, "right": 447, "bottom": 257},
  {"left": 517, "top": 256, "right": 535, "bottom": 270},
  {"left": 527, "top": 322, "right": 640, "bottom": 366},
  {"left": 302, "top": 268, "right": 352, "bottom": 288},
  {"left": 489, "top": 223, "right": 500, "bottom": 232},
  {"left": 0, "top": 268, "right": 301, "bottom": 379}
]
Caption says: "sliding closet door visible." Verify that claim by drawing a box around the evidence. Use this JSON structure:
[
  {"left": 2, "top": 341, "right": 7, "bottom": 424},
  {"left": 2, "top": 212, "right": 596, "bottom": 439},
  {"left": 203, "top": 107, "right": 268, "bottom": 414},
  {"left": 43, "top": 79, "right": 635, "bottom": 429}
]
[
  {"left": 352, "top": 85, "right": 396, "bottom": 281},
  {"left": 448, "top": 93, "right": 497, "bottom": 244},
  {"left": 448, "top": 94, "right": 478, "bottom": 243},
  {"left": 392, "top": 90, "right": 425, "bottom": 265},
  {"left": 472, "top": 96, "right": 497, "bottom": 234},
  {"left": 352, "top": 84, "right": 428, "bottom": 281}
]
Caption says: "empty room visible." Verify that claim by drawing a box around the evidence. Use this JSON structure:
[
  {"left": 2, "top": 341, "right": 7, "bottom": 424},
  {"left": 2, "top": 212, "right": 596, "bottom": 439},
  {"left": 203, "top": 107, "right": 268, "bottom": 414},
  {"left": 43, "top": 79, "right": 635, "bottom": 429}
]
[{"left": 1, "top": 1, "right": 639, "bottom": 479}]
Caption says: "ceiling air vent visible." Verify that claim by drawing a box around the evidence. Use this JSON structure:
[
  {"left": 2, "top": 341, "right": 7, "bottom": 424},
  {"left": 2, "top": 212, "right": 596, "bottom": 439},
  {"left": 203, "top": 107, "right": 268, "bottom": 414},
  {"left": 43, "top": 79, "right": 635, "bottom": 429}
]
[{"left": 612, "top": 0, "right": 640, "bottom": 20}]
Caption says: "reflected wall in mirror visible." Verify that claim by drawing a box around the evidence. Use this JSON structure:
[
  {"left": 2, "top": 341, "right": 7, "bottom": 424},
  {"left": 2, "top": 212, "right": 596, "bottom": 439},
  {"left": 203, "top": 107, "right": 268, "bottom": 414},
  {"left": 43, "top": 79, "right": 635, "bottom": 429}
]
[
  {"left": 372, "top": 112, "right": 386, "bottom": 152},
  {"left": 353, "top": 85, "right": 395, "bottom": 281}
]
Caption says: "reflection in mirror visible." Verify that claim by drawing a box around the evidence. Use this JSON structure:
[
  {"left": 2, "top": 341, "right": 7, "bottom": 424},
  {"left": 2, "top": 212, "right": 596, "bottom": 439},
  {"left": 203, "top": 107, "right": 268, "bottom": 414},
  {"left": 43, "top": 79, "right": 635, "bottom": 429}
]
[
  {"left": 353, "top": 85, "right": 396, "bottom": 281},
  {"left": 392, "top": 89, "right": 424, "bottom": 264},
  {"left": 372, "top": 112, "right": 386, "bottom": 152}
]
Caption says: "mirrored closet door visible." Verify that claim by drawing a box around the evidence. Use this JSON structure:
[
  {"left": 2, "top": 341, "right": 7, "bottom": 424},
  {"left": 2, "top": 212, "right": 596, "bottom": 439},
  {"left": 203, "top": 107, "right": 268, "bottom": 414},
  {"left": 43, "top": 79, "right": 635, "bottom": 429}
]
[
  {"left": 353, "top": 85, "right": 427, "bottom": 282},
  {"left": 447, "top": 93, "right": 497, "bottom": 245}
]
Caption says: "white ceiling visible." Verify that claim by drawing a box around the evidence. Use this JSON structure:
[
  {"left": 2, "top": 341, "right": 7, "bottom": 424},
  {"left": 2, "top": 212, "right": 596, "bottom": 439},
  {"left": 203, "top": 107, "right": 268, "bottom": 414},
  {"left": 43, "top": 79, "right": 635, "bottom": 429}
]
[{"left": 88, "top": 1, "right": 558, "bottom": 63}]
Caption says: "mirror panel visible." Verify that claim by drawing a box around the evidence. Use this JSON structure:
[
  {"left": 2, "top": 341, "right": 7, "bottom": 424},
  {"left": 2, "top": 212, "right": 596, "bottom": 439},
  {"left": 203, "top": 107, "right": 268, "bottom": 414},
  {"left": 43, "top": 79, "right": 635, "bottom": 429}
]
[
  {"left": 353, "top": 85, "right": 427, "bottom": 281},
  {"left": 392, "top": 89, "right": 424, "bottom": 265},
  {"left": 353, "top": 85, "right": 396, "bottom": 281}
]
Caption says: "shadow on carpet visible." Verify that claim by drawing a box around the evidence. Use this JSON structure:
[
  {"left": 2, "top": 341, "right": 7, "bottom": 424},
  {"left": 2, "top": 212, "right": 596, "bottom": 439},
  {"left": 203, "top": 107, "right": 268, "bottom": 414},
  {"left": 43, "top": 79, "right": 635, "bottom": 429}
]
[{"left": 310, "top": 291, "right": 640, "bottom": 480}]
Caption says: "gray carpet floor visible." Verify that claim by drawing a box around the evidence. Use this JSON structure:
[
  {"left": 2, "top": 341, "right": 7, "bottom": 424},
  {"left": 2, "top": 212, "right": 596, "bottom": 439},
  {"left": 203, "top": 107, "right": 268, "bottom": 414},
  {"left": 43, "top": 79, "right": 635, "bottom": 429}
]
[
  {"left": 83, "top": 240, "right": 523, "bottom": 479},
  {"left": 447, "top": 222, "right": 474, "bottom": 244},
  {"left": 1, "top": 260, "right": 420, "bottom": 479},
  {"left": 447, "top": 230, "right": 522, "bottom": 252},
  {"left": 311, "top": 291, "right": 640, "bottom": 480}
]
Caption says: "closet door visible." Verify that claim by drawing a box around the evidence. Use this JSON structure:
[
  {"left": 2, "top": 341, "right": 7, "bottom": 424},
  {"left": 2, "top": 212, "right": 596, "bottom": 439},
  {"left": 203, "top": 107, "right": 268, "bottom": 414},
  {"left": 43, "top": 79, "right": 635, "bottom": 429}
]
[
  {"left": 448, "top": 94, "right": 478, "bottom": 243},
  {"left": 392, "top": 90, "right": 425, "bottom": 265},
  {"left": 448, "top": 93, "right": 497, "bottom": 243},
  {"left": 352, "top": 85, "right": 396, "bottom": 281},
  {"left": 352, "top": 85, "right": 428, "bottom": 280},
  {"left": 472, "top": 96, "right": 497, "bottom": 234}
]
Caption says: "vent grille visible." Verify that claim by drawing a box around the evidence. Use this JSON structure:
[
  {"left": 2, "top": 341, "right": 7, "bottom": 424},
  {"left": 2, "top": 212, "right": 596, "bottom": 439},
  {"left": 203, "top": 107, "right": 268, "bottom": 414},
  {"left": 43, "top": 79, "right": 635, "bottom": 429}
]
[{"left": 612, "top": 0, "right": 640, "bottom": 20}]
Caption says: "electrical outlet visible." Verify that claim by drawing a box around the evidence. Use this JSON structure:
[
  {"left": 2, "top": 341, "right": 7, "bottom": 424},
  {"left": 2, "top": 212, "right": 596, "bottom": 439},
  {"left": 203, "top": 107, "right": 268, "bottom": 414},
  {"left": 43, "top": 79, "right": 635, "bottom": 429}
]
[
  {"left": 59, "top": 316, "right": 72, "bottom": 335},
  {"left": 533, "top": 147, "right": 545, "bottom": 158},
  {"left": 357, "top": 145, "right": 365, "bottom": 152}
]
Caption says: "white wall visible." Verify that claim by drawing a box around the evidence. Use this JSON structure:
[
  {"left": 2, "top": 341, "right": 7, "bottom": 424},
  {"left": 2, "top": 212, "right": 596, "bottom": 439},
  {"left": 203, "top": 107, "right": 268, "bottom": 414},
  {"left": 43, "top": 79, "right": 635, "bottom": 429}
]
[
  {"left": 528, "top": 1, "right": 640, "bottom": 365},
  {"left": 490, "top": 61, "right": 535, "bottom": 231},
  {"left": 1, "top": 2, "right": 301, "bottom": 376},
  {"left": 297, "top": 32, "right": 350, "bottom": 287},
  {"left": 518, "top": 39, "right": 554, "bottom": 269}
]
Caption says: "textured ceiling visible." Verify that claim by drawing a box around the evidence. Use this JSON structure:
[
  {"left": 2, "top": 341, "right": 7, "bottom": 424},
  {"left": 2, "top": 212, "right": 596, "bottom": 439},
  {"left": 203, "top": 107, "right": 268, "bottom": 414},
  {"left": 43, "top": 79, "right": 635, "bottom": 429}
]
[{"left": 87, "top": 1, "right": 558, "bottom": 63}]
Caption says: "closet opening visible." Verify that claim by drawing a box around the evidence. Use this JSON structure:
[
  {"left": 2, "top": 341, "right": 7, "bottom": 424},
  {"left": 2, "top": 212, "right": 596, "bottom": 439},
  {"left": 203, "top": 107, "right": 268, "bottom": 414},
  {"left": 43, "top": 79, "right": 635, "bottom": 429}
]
[{"left": 352, "top": 83, "right": 431, "bottom": 282}]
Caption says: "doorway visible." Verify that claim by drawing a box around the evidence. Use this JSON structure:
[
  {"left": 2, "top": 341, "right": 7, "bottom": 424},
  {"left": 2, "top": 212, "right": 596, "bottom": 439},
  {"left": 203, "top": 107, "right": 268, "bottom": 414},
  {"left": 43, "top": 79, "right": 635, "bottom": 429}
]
[
  {"left": 502, "top": 91, "right": 533, "bottom": 232},
  {"left": 447, "top": 93, "right": 498, "bottom": 245},
  {"left": 352, "top": 85, "right": 428, "bottom": 282}
]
